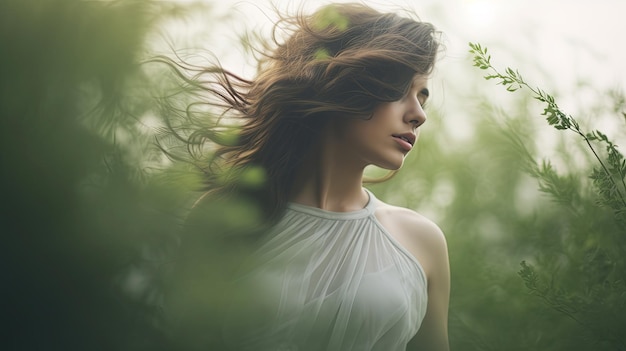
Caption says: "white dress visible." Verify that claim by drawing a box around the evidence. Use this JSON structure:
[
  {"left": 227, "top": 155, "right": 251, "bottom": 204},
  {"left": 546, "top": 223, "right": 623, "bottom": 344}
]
[{"left": 224, "top": 189, "right": 428, "bottom": 351}]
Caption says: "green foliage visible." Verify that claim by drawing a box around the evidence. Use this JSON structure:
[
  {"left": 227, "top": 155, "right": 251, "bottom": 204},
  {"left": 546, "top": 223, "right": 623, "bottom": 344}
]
[
  {"left": 470, "top": 42, "right": 626, "bottom": 212},
  {"left": 312, "top": 5, "right": 350, "bottom": 31},
  {"left": 0, "top": 1, "right": 217, "bottom": 350},
  {"left": 464, "top": 42, "right": 626, "bottom": 350}
]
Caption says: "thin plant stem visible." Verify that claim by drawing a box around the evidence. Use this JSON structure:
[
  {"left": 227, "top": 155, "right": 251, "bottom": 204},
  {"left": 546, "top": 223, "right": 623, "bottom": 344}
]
[{"left": 469, "top": 42, "right": 626, "bottom": 208}]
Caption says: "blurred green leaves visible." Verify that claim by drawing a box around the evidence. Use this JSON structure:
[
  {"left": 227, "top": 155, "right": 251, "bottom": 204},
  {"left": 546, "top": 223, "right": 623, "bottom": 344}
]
[
  {"left": 464, "top": 42, "right": 626, "bottom": 350},
  {"left": 0, "top": 1, "right": 192, "bottom": 350},
  {"left": 312, "top": 5, "right": 350, "bottom": 31}
]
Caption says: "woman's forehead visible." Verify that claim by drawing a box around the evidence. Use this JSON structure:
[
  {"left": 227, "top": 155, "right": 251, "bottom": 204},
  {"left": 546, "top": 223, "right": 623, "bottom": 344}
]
[{"left": 411, "top": 75, "right": 429, "bottom": 87}]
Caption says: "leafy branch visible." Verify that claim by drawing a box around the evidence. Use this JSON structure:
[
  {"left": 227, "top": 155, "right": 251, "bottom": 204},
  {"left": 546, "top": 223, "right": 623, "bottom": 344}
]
[
  {"left": 518, "top": 261, "right": 626, "bottom": 350},
  {"left": 469, "top": 42, "right": 626, "bottom": 210}
]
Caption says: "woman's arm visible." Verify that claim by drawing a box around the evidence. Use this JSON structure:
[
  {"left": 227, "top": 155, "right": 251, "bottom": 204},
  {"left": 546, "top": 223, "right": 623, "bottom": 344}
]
[
  {"left": 372, "top": 204, "right": 451, "bottom": 350},
  {"left": 405, "top": 215, "right": 451, "bottom": 351}
]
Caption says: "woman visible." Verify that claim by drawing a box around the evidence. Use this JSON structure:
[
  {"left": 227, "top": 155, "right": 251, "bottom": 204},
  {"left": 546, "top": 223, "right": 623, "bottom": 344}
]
[{"left": 169, "top": 3, "right": 450, "bottom": 350}]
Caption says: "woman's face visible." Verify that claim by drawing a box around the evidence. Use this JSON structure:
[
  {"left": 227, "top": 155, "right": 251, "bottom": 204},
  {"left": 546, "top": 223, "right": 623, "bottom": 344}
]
[{"left": 334, "top": 76, "right": 430, "bottom": 170}]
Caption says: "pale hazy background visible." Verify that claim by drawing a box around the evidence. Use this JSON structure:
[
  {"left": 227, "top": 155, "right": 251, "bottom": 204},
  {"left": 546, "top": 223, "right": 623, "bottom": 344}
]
[{"left": 160, "top": 0, "right": 626, "bottom": 146}]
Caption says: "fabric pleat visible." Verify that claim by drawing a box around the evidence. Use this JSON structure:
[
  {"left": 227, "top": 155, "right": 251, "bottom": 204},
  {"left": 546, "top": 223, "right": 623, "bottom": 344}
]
[{"left": 224, "top": 189, "right": 428, "bottom": 351}]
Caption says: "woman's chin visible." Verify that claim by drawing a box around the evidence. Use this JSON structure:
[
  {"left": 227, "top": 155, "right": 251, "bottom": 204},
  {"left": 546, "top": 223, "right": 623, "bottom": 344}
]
[{"left": 376, "top": 158, "right": 405, "bottom": 171}]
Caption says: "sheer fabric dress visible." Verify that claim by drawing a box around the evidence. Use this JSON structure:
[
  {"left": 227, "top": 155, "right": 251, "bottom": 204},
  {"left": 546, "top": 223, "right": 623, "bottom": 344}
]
[{"left": 225, "top": 189, "right": 428, "bottom": 351}]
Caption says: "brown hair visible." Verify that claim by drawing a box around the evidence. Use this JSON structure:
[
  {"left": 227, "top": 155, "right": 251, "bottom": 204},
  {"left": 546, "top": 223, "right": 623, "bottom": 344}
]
[{"left": 159, "top": 3, "right": 440, "bottom": 220}]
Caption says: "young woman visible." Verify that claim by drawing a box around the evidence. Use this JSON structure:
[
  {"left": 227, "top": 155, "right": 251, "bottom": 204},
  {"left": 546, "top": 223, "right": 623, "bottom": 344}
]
[{"left": 169, "top": 3, "right": 450, "bottom": 350}]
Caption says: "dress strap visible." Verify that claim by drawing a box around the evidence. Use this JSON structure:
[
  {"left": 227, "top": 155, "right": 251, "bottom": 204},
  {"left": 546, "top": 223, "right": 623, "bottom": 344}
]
[{"left": 362, "top": 187, "right": 378, "bottom": 215}]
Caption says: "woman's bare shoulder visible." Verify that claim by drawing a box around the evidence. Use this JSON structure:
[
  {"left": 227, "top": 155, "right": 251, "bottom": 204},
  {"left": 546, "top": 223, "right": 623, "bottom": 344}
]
[
  {"left": 374, "top": 200, "right": 448, "bottom": 276},
  {"left": 376, "top": 201, "right": 445, "bottom": 243}
]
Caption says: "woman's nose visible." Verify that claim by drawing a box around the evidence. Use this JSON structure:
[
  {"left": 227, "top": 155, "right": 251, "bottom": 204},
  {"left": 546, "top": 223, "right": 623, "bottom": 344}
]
[{"left": 405, "top": 97, "right": 427, "bottom": 128}]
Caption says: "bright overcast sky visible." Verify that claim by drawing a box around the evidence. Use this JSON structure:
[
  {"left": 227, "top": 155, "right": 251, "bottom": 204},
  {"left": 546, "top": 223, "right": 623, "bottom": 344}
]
[
  {"left": 193, "top": 0, "right": 626, "bottom": 91},
  {"left": 165, "top": 0, "right": 626, "bottom": 141}
]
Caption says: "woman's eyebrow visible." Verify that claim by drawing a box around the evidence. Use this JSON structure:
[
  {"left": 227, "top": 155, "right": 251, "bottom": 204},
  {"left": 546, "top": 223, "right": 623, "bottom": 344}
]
[{"left": 420, "top": 88, "right": 430, "bottom": 97}]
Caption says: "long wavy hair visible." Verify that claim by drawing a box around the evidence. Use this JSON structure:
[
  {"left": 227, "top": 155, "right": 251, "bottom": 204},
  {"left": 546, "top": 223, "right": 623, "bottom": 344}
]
[{"left": 157, "top": 3, "right": 441, "bottom": 221}]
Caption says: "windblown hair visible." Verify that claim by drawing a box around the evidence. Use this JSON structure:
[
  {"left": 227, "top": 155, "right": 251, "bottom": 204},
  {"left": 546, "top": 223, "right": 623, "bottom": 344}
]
[{"left": 160, "top": 3, "right": 440, "bottom": 220}]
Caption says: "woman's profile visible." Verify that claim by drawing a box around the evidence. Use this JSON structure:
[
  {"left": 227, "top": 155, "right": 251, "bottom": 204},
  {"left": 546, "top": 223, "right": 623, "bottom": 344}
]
[{"left": 166, "top": 3, "right": 450, "bottom": 351}]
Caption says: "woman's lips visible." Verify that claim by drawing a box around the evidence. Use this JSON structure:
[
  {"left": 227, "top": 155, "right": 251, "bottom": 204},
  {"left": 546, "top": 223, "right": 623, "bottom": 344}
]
[{"left": 393, "top": 136, "right": 413, "bottom": 151}]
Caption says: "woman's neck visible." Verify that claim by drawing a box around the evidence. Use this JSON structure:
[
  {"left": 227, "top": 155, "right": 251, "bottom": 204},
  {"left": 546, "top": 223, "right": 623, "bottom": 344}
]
[
  {"left": 290, "top": 168, "right": 368, "bottom": 212},
  {"left": 290, "top": 130, "right": 369, "bottom": 212}
]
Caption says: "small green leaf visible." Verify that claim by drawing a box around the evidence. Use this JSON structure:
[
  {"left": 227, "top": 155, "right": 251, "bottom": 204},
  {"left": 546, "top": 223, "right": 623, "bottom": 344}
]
[{"left": 313, "top": 48, "right": 331, "bottom": 60}]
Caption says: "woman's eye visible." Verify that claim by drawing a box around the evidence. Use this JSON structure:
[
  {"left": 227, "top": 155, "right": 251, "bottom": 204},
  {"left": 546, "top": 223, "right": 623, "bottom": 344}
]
[{"left": 418, "top": 88, "right": 429, "bottom": 108}]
